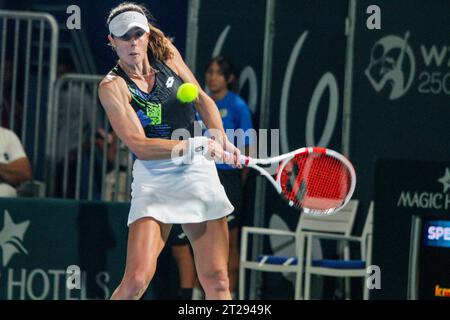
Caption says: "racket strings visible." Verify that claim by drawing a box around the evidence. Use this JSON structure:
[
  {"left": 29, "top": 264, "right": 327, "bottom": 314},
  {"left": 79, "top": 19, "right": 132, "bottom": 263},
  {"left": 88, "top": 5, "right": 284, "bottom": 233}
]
[{"left": 280, "top": 153, "right": 351, "bottom": 211}]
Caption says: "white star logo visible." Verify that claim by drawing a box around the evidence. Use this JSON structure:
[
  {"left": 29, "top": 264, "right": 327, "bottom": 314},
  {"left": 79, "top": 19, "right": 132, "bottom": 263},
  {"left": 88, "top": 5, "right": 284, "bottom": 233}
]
[
  {"left": 0, "top": 210, "right": 30, "bottom": 267},
  {"left": 438, "top": 168, "right": 450, "bottom": 193}
]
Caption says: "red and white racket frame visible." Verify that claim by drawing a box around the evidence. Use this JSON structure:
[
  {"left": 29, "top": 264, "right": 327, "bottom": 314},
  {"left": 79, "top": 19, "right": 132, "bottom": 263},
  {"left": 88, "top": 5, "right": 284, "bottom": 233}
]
[{"left": 241, "top": 147, "right": 356, "bottom": 215}]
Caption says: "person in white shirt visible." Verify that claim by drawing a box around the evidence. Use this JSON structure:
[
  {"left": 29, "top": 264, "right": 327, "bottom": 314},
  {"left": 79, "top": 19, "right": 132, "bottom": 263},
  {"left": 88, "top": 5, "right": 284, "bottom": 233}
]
[{"left": 0, "top": 127, "right": 32, "bottom": 197}]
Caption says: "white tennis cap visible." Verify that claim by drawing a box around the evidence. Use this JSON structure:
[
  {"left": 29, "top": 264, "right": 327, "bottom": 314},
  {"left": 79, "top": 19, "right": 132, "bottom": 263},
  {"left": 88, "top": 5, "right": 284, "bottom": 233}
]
[{"left": 108, "top": 11, "right": 150, "bottom": 37}]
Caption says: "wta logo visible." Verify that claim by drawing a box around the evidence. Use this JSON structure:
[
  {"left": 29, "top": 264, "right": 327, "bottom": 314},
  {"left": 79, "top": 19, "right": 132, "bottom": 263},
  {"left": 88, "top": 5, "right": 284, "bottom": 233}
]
[{"left": 366, "top": 31, "right": 416, "bottom": 100}]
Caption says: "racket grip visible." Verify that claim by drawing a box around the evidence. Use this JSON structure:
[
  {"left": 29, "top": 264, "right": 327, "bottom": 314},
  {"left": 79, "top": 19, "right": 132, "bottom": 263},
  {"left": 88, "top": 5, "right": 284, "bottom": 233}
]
[{"left": 224, "top": 151, "right": 249, "bottom": 165}]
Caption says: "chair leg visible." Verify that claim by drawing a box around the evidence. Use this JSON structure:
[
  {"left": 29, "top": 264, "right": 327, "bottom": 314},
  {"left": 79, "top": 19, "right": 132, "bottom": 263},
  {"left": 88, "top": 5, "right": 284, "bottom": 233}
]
[
  {"left": 363, "top": 276, "right": 369, "bottom": 300},
  {"left": 343, "top": 246, "right": 351, "bottom": 300},
  {"left": 345, "top": 277, "right": 351, "bottom": 299},
  {"left": 238, "top": 265, "right": 245, "bottom": 300},
  {"left": 304, "top": 271, "right": 311, "bottom": 300},
  {"left": 295, "top": 269, "right": 303, "bottom": 300}
]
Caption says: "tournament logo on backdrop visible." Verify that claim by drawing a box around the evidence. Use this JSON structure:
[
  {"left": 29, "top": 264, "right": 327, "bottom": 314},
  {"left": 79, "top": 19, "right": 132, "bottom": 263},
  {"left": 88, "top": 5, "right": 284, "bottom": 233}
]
[
  {"left": 366, "top": 30, "right": 450, "bottom": 100},
  {"left": 0, "top": 209, "right": 113, "bottom": 300},
  {"left": 365, "top": 31, "right": 416, "bottom": 100},
  {"left": 0, "top": 210, "right": 30, "bottom": 268},
  {"left": 397, "top": 167, "right": 450, "bottom": 210},
  {"left": 438, "top": 168, "right": 450, "bottom": 193}
]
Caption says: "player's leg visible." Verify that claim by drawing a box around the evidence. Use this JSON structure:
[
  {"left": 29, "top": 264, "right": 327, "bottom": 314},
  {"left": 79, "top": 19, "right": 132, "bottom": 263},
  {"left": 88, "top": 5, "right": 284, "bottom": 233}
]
[
  {"left": 182, "top": 218, "right": 231, "bottom": 300},
  {"left": 218, "top": 170, "right": 243, "bottom": 299},
  {"left": 111, "top": 217, "right": 172, "bottom": 299},
  {"left": 170, "top": 224, "right": 197, "bottom": 299},
  {"left": 228, "top": 225, "right": 240, "bottom": 299},
  {"left": 171, "top": 244, "right": 197, "bottom": 298}
]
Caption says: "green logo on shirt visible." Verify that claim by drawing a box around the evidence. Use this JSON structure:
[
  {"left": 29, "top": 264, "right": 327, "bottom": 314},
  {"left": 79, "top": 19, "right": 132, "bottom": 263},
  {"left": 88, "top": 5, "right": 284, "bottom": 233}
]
[
  {"left": 146, "top": 102, "right": 162, "bottom": 125},
  {"left": 220, "top": 108, "right": 228, "bottom": 118}
]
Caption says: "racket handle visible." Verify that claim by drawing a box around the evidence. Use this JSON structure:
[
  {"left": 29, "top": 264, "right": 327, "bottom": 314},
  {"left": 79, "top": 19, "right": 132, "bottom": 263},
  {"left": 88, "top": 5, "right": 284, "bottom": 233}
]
[{"left": 224, "top": 151, "right": 250, "bottom": 165}]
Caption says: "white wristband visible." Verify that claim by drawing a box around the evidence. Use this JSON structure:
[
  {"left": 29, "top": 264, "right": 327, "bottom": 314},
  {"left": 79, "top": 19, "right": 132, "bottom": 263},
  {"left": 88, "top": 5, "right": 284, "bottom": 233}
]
[{"left": 184, "top": 136, "right": 209, "bottom": 163}]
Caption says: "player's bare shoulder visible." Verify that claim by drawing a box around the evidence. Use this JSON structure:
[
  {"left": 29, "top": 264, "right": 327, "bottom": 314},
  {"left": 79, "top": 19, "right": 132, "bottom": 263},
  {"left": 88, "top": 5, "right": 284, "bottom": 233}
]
[
  {"left": 98, "top": 71, "right": 130, "bottom": 112},
  {"left": 99, "top": 71, "right": 127, "bottom": 92}
]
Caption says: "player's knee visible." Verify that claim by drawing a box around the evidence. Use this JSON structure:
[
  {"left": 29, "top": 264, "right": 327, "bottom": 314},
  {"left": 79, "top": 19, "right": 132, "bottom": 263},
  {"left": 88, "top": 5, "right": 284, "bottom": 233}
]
[
  {"left": 200, "top": 268, "right": 229, "bottom": 292},
  {"left": 126, "top": 270, "right": 153, "bottom": 298},
  {"left": 129, "top": 276, "right": 149, "bottom": 298}
]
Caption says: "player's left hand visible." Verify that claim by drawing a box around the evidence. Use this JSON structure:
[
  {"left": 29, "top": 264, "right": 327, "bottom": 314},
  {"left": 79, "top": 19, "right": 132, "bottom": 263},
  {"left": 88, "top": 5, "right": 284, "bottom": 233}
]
[{"left": 222, "top": 138, "right": 242, "bottom": 169}]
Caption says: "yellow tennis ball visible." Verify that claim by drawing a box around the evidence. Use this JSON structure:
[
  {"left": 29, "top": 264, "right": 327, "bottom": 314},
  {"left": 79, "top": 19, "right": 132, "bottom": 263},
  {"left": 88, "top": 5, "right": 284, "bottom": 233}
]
[{"left": 177, "top": 83, "right": 199, "bottom": 103}]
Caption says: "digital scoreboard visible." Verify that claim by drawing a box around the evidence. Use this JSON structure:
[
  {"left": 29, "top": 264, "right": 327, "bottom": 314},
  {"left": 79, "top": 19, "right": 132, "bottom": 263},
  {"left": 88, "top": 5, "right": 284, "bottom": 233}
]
[{"left": 409, "top": 218, "right": 450, "bottom": 299}]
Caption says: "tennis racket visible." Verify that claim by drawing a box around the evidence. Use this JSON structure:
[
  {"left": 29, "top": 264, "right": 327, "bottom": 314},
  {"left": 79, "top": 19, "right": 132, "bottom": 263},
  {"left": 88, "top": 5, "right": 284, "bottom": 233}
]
[{"left": 227, "top": 147, "right": 356, "bottom": 216}]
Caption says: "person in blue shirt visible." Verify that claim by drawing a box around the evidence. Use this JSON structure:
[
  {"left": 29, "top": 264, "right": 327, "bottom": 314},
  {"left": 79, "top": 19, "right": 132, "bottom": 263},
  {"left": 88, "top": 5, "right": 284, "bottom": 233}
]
[{"left": 170, "top": 56, "right": 254, "bottom": 299}]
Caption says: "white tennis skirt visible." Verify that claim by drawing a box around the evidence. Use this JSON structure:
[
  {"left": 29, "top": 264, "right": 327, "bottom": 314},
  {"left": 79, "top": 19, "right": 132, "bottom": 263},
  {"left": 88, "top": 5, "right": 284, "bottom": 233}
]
[{"left": 128, "top": 155, "right": 234, "bottom": 226}]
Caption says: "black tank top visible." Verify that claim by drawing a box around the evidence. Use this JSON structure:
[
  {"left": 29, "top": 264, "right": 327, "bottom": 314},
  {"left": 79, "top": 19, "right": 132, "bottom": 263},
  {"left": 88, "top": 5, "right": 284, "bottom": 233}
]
[{"left": 111, "top": 56, "right": 196, "bottom": 140}]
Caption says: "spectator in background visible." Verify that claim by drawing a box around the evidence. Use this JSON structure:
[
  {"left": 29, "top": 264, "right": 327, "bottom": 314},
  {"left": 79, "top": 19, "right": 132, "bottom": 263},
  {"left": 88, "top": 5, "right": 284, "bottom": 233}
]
[
  {"left": 55, "top": 53, "right": 100, "bottom": 165},
  {"left": 80, "top": 127, "right": 131, "bottom": 201},
  {"left": 170, "top": 56, "right": 254, "bottom": 299},
  {"left": 0, "top": 59, "right": 24, "bottom": 136},
  {"left": 0, "top": 126, "right": 32, "bottom": 197},
  {"left": 54, "top": 53, "right": 103, "bottom": 198},
  {"left": 80, "top": 127, "right": 116, "bottom": 200}
]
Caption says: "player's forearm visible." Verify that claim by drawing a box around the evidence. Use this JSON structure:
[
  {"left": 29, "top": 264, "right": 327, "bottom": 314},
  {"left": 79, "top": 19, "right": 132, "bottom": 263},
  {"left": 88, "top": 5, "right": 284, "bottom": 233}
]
[
  {"left": 0, "top": 162, "right": 32, "bottom": 187},
  {"left": 196, "top": 93, "right": 227, "bottom": 139},
  {"left": 130, "top": 137, "right": 188, "bottom": 161}
]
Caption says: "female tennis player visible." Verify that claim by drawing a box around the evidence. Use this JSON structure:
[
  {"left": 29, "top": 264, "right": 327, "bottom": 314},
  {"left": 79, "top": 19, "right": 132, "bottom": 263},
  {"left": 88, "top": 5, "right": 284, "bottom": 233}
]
[{"left": 98, "top": 2, "right": 241, "bottom": 300}]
